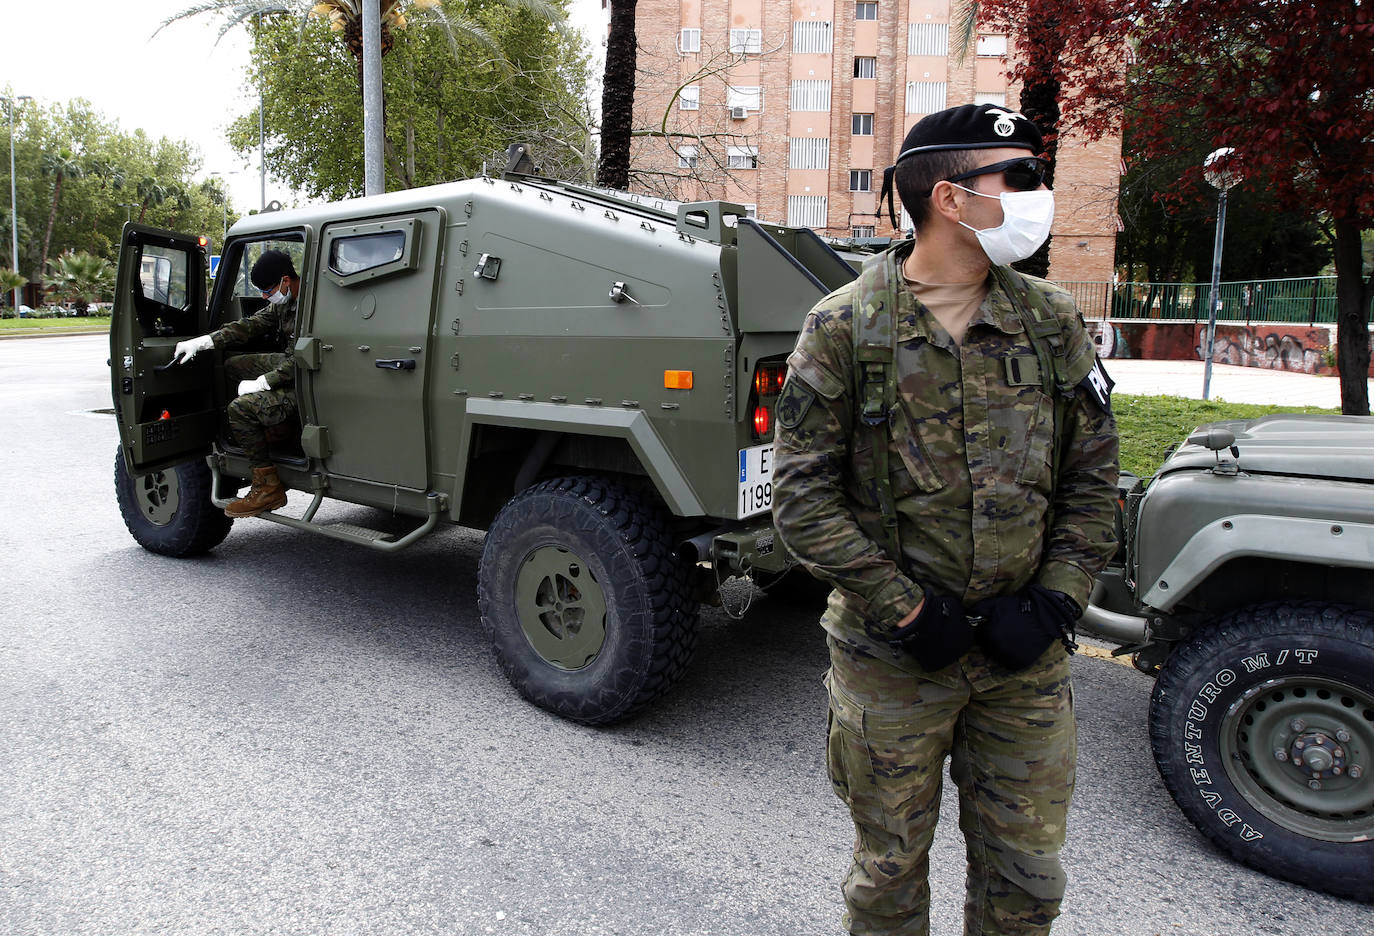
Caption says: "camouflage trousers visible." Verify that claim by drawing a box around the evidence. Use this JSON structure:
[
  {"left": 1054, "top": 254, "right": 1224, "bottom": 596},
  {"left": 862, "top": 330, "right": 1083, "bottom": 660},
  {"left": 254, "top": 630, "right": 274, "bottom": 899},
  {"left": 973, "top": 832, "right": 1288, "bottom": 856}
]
[
  {"left": 225, "top": 353, "right": 296, "bottom": 469},
  {"left": 825, "top": 636, "right": 1075, "bottom": 936}
]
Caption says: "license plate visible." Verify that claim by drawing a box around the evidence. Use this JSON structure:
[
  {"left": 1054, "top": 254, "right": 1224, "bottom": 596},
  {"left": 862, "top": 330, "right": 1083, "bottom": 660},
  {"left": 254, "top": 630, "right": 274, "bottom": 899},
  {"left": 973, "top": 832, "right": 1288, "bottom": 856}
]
[{"left": 738, "top": 444, "right": 774, "bottom": 519}]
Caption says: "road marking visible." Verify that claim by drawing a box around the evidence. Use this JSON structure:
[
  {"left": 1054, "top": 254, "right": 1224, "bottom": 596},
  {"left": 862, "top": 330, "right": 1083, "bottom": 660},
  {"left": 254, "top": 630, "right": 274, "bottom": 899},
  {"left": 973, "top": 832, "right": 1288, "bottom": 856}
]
[{"left": 1077, "top": 642, "right": 1136, "bottom": 669}]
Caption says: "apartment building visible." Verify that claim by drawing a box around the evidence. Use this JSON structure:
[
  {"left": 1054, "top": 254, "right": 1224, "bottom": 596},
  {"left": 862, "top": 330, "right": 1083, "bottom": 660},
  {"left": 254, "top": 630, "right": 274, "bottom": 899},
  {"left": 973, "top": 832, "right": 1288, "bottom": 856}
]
[{"left": 626, "top": 0, "right": 1120, "bottom": 282}]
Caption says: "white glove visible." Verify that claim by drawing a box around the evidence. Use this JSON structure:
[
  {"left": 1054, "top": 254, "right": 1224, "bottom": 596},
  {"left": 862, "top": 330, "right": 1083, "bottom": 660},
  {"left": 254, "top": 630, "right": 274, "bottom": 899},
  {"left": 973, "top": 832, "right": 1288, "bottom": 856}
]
[
  {"left": 172, "top": 334, "right": 215, "bottom": 364},
  {"left": 237, "top": 375, "right": 272, "bottom": 395}
]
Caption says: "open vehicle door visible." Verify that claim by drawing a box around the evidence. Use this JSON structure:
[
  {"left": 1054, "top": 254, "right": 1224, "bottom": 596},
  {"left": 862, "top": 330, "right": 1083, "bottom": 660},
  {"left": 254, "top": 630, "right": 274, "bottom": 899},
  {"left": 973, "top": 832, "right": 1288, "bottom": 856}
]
[{"left": 110, "top": 224, "right": 217, "bottom": 474}]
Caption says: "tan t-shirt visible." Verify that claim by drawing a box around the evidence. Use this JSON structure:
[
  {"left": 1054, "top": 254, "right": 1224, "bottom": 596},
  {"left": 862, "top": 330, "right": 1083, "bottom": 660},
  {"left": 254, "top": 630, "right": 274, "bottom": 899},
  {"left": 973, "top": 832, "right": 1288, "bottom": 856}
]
[{"left": 903, "top": 276, "right": 989, "bottom": 345}]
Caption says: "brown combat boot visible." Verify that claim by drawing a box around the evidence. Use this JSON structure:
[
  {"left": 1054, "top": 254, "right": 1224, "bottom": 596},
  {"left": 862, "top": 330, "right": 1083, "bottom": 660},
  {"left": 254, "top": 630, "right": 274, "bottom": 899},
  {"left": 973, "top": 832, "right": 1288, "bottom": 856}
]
[{"left": 225, "top": 466, "right": 288, "bottom": 518}]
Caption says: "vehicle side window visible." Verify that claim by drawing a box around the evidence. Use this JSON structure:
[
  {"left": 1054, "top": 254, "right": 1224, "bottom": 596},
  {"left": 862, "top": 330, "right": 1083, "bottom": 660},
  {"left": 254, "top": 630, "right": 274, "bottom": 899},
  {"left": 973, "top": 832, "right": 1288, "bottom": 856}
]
[
  {"left": 320, "top": 218, "right": 419, "bottom": 287},
  {"left": 140, "top": 245, "right": 190, "bottom": 310},
  {"left": 329, "top": 231, "right": 405, "bottom": 276}
]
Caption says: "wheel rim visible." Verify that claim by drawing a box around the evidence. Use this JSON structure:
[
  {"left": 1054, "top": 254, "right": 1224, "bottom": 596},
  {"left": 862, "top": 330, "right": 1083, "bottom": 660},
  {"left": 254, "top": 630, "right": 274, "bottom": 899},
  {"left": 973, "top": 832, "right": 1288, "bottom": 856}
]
[
  {"left": 1223, "top": 676, "right": 1374, "bottom": 842},
  {"left": 136, "top": 468, "right": 181, "bottom": 527},
  {"left": 513, "top": 544, "right": 608, "bottom": 671}
]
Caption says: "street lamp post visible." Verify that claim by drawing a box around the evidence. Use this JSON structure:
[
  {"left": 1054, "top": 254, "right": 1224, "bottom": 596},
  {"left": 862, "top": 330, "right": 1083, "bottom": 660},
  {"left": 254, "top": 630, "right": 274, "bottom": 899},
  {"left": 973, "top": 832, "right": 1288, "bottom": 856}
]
[
  {"left": 5, "top": 93, "right": 31, "bottom": 313},
  {"left": 1201, "top": 147, "right": 1243, "bottom": 401}
]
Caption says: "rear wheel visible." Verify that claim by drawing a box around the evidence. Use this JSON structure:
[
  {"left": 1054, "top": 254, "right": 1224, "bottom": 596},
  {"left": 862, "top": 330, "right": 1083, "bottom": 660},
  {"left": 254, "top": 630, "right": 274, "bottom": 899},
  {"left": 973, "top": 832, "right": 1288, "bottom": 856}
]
[
  {"left": 1150, "top": 602, "right": 1374, "bottom": 901},
  {"left": 114, "top": 448, "right": 233, "bottom": 556},
  {"left": 478, "top": 476, "right": 699, "bottom": 725}
]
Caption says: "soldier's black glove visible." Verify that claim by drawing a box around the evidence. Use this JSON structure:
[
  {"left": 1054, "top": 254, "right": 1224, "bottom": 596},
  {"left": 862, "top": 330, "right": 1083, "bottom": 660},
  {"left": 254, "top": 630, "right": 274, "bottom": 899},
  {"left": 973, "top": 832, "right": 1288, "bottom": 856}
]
[
  {"left": 969, "top": 585, "right": 1080, "bottom": 671},
  {"left": 887, "top": 587, "right": 974, "bottom": 671}
]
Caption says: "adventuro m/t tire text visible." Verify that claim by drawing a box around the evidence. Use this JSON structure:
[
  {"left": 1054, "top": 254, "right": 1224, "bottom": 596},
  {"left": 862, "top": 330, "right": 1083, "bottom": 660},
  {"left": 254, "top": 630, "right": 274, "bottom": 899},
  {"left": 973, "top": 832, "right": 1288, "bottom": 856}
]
[{"left": 1149, "top": 601, "right": 1374, "bottom": 902}]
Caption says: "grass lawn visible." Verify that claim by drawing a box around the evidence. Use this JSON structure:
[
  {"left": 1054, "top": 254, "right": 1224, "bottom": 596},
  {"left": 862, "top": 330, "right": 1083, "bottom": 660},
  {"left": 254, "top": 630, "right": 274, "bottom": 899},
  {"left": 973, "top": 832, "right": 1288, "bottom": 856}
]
[
  {"left": 1115, "top": 394, "right": 1339, "bottom": 479},
  {"left": 0, "top": 315, "right": 111, "bottom": 333}
]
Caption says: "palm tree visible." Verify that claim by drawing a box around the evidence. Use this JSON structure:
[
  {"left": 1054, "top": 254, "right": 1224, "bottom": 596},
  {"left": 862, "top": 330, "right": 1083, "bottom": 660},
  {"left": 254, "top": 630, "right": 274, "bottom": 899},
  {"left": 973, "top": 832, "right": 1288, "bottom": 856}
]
[
  {"left": 45, "top": 250, "right": 114, "bottom": 315},
  {"left": 135, "top": 177, "right": 169, "bottom": 224},
  {"left": 0, "top": 268, "right": 26, "bottom": 313},
  {"left": 40, "top": 150, "right": 86, "bottom": 276},
  {"left": 596, "top": 0, "right": 637, "bottom": 190}
]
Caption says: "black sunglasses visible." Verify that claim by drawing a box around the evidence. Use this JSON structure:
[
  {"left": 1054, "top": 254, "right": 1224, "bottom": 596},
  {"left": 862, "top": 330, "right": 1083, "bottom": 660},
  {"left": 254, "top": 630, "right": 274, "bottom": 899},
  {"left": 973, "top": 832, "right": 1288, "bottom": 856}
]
[{"left": 945, "top": 156, "right": 1050, "bottom": 192}]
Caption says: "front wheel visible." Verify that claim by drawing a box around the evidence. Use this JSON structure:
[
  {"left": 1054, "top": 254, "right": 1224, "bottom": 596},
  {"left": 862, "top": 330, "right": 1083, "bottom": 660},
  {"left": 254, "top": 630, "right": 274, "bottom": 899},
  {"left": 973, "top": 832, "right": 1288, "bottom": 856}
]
[
  {"left": 114, "top": 448, "right": 233, "bottom": 556},
  {"left": 477, "top": 476, "right": 700, "bottom": 725},
  {"left": 1149, "top": 601, "right": 1374, "bottom": 902}
]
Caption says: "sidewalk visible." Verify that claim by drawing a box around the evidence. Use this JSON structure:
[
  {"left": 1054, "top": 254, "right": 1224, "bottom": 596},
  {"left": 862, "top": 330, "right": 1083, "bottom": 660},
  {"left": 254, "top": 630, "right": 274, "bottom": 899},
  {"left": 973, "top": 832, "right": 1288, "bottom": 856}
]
[{"left": 1105, "top": 358, "right": 1349, "bottom": 409}]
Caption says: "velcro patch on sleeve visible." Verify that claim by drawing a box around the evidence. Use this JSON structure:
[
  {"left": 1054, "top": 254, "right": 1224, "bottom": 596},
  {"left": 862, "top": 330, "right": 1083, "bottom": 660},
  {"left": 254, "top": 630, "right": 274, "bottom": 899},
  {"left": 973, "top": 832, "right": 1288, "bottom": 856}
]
[
  {"left": 1079, "top": 357, "right": 1114, "bottom": 414},
  {"left": 776, "top": 376, "right": 817, "bottom": 430}
]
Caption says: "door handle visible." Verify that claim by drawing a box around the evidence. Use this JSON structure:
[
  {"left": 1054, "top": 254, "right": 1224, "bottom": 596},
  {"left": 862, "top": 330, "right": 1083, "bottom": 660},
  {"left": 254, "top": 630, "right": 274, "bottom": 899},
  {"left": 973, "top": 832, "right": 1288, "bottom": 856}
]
[{"left": 375, "top": 358, "right": 417, "bottom": 371}]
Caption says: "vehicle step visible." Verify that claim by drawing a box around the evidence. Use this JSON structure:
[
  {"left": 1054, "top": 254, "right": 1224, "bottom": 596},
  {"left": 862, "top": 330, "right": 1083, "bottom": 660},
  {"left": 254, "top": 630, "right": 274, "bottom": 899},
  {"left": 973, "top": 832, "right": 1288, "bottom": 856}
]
[{"left": 321, "top": 521, "right": 396, "bottom": 543}]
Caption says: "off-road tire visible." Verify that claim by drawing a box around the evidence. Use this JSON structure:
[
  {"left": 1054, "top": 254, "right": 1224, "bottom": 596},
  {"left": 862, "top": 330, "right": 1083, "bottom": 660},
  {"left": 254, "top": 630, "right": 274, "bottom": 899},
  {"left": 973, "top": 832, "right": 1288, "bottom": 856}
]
[
  {"left": 114, "top": 448, "right": 233, "bottom": 557},
  {"left": 477, "top": 476, "right": 700, "bottom": 725},
  {"left": 1150, "top": 601, "right": 1374, "bottom": 902}
]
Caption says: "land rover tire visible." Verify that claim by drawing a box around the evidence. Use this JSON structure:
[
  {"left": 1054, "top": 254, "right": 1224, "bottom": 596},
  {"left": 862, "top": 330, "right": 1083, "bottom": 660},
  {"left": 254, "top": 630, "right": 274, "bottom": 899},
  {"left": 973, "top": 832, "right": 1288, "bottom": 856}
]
[
  {"left": 1149, "top": 601, "right": 1374, "bottom": 902},
  {"left": 114, "top": 448, "right": 234, "bottom": 557},
  {"left": 478, "top": 476, "right": 700, "bottom": 725}
]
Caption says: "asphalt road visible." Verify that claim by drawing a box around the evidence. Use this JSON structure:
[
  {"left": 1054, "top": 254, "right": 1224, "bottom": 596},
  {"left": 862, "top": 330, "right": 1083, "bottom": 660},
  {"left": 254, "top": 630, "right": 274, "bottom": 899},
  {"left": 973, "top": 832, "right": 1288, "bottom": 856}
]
[{"left": 1, "top": 335, "right": 1366, "bottom": 935}]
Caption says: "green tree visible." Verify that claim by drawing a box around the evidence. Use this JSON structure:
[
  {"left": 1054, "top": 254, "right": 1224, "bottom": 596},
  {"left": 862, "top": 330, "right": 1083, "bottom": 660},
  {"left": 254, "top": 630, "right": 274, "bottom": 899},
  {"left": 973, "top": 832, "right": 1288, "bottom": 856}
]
[
  {"left": 0, "top": 268, "right": 25, "bottom": 310},
  {"left": 45, "top": 250, "right": 114, "bottom": 314},
  {"left": 223, "top": 3, "right": 589, "bottom": 199}
]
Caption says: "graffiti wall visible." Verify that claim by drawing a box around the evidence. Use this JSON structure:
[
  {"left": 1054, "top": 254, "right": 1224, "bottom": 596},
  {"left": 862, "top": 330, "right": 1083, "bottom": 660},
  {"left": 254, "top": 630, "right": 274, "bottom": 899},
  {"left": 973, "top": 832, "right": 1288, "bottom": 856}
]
[{"left": 1085, "top": 321, "right": 1374, "bottom": 377}]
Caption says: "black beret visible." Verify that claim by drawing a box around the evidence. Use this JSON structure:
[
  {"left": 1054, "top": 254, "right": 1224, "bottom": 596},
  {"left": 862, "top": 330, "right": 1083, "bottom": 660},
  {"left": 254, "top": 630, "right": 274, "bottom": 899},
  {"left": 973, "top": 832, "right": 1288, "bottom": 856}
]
[
  {"left": 250, "top": 249, "right": 298, "bottom": 291},
  {"left": 895, "top": 103, "right": 1044, "bottom": 162},
  {"left": 879, "top": 104, "right": 1044, "bottom": 228}
]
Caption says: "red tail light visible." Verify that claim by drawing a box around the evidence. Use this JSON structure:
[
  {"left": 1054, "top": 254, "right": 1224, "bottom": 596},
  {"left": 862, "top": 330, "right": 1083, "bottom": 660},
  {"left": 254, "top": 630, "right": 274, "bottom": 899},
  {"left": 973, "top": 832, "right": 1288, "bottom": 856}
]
[
  {"left": 753, "top": 404, "right": 772, "bottom": 437},
  {"left": 754, "top": 364, "right": 785, "bottom": 398}
]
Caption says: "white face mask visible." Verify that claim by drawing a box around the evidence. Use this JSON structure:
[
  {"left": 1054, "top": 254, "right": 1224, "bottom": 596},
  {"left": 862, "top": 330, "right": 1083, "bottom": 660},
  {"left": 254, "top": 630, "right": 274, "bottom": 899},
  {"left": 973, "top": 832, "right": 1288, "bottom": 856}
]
[
  {"left": 265, "top": 283, "right": 291, "bottom": 306},
  {"left": 953, "top": 184, "right": 1055, "bottom": 266}
]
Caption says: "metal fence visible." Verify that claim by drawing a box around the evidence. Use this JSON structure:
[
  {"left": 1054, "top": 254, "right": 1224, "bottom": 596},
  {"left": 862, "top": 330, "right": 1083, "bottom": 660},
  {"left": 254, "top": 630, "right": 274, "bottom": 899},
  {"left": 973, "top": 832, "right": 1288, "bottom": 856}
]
[{"left": 1054, "top": 276, "right": 1341, "bottom": 324}]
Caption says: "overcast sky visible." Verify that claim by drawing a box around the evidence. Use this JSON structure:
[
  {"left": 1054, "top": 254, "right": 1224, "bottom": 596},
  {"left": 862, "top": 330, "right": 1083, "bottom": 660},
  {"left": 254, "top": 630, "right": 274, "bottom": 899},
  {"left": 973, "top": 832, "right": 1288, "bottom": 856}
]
[{"left": 0, "top": 1, "right": 606, "bottom": 215}]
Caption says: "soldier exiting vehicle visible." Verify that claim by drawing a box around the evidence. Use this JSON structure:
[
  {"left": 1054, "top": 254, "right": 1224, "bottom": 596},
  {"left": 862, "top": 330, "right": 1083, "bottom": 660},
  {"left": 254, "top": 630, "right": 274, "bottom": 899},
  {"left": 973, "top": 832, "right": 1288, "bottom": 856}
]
[
  {"left": 171, "top": 249, "right": 301, "bottom": 518},
  {"left": 771, "top": 104, "right": 1120, "bottom": 935}
]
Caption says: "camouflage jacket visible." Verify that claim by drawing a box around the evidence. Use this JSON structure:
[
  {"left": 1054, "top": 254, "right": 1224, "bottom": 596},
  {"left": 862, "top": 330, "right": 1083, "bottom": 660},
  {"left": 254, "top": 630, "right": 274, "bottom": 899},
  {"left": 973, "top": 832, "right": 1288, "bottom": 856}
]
[
  {"left": 210, "top": 296, "right": 298, "bottom": 390},
  {"left": 771, "top": 241, "right": 1119, "bottom": 658}
]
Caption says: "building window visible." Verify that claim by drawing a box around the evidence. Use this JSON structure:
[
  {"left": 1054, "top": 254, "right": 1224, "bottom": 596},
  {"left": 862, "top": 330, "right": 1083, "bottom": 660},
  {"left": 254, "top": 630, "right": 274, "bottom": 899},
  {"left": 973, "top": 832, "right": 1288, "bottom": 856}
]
[
  {"left": 680, "top": 85, "right": 700, "bottom": 110},
  {"left": 852, "top": 113, "right": 874, "bottom": 135},
  {"left": 788, "top": 137, "right": 831, "bottom": 170},
  {"left": 729, "top": 28, "right": 762, "bottom": 54},
  {"left": 908, "top": 23, "right": 949, "bottom": 56},
  {"left": 727, "top": 85, "right": 763, "bottom": 112},
  {"left": 789, "top": 79, "right": 831, "bottom": 112},
  {"left": 906, "top": 81, "right": 948, "bottom": 114},
  {"left": 974, "top": 91, "right": 1007, "bottom": 107},
  {"left": 854, "top": 57, "right": 877, "bottom": 79},
  {"left": 677, "top": 144, "right": 698, "bottom": 169},
  {"left": 727, "top": 145, "right": 759, "bottom": 169},
  {"left": 855, "top": 1, "right": 878, "bottom": 19},
  {"left": 792, "top": 20, "right": 833, "bottom": 53},
  {"left": 977, "top": 35, "right": 1009, "bottom": 56},
  {"left": 852, "top": 225, "right": 876, "bottom": 238},
  {"left": 788, "top": 195, "right": 828, "bottom": 229},
  {"left": 679, "top": 28, "right": 701, "bottom": 53},
  {"left": 849, "top": 170, "right": 872, "bottom": 192}
]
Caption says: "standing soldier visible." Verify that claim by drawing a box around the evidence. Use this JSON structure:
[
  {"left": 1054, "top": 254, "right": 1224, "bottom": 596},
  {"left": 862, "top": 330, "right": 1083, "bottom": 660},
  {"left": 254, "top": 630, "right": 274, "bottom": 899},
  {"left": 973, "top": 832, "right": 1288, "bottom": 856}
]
[
  {"left": 771, "top": 104, "right": 1119, "bottom": 935},
  {"left": 170, "top": 249, "right": 301, "bottom": 518}
]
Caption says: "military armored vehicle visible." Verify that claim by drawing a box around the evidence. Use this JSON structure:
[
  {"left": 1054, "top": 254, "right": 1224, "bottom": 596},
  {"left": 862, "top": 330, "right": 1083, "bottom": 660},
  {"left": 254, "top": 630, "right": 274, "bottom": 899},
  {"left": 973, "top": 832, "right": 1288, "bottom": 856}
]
[
  {"left": 110, "top": 153, "right": 857, "bottom": 727},
  {"left": 1079, "top": 415, "right": 1374, "bottom": 901}
]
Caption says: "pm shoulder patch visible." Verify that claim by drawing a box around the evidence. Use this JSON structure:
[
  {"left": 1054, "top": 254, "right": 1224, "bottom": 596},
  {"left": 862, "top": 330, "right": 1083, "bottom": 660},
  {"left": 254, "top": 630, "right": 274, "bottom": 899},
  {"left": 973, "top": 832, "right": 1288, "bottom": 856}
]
[
  {"left": 1079, "top": 357, "right": 1114, "bottom": 414},
  {"left": 777, "top": 375, "right": 817, "bottom": 430}
]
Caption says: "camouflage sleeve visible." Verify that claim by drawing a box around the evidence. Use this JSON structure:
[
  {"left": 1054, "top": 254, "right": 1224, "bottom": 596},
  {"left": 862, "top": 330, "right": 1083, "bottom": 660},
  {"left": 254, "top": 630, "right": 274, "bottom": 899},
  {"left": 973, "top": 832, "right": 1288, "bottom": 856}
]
[
  {"left": 211, "top": 305, "right": 277, "bottom": 350},
  {"left": 1035, "top": 302, "right": 1120, "bottom": 610},
  {"left": 264, "top": 352, "right": 295, "bottom": 390},
  {"left": 771, "top": 306, "right": 924, "bottom": 630}
]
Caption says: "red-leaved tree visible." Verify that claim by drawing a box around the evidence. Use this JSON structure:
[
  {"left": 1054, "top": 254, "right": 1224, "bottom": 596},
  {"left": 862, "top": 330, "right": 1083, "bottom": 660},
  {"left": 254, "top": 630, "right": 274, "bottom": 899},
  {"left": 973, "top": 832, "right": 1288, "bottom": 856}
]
[{"left": 985, "top": 0, "right": 1372, "bottom": 413}]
